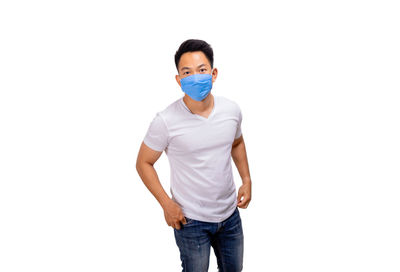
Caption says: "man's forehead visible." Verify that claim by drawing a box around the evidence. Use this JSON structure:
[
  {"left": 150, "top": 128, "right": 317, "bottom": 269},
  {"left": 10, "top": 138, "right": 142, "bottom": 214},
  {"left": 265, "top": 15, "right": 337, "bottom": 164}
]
[{"left": 179, "top": 51, "right": 210, "bottom": 69}]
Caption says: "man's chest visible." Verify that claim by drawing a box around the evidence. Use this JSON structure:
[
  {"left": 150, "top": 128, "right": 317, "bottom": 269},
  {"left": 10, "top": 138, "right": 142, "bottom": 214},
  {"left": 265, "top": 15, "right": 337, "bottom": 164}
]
[{"left": 166, "top": 117, "right": 238, "bottom": 154}]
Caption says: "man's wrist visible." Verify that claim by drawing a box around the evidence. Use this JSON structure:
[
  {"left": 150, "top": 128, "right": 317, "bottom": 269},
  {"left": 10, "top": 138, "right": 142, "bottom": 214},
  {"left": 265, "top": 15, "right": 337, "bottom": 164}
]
[
  {"left": 159, "top": 195, "right": 173, "bottom": 209},
  {"left": 242, "top": 177, "right": 251, "bottom": 185}
]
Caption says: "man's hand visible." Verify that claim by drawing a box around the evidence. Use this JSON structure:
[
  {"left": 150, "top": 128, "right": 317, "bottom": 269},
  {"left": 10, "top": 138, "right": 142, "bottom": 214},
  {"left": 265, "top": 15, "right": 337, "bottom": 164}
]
[
  {"left": 162, "top": 199, "right": 187, "bottom": 230},
  {"left": 237, "top": 181, "right": 252, "bottom": 209}
]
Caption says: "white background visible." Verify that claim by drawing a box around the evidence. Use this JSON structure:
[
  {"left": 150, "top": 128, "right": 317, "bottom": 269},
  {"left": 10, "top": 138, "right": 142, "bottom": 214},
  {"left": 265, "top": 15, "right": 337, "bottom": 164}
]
[{"left": 1, "top": 0, "right": 399, "bottom": 271}]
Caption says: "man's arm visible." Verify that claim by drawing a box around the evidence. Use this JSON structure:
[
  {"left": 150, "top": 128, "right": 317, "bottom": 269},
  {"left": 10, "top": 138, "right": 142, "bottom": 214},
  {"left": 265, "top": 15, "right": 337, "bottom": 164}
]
[
  {"left": 136, "top": 141, "right": 187, "bottom": 229},
  {"left": 231, "top": 134, "right": 252, "bottom": 208}
]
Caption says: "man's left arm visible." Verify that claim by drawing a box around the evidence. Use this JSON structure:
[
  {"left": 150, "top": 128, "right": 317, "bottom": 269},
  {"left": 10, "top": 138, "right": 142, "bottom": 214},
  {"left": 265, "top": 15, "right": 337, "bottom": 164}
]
[{"left": 231, "top": 134, "right": 252, "bottom": 209}]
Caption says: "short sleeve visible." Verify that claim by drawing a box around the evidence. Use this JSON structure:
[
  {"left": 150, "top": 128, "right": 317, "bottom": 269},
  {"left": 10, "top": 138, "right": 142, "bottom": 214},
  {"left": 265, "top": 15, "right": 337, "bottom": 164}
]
[
  {"left": 143, "top": 112, "right": 169, "bottom": 152},
  {"left": 234, "top": 106, "right": 242, "bottom": 139}
]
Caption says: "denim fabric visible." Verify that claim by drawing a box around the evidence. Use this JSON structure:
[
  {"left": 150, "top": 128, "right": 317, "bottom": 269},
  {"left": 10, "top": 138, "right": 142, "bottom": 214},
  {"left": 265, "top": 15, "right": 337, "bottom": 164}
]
[{"left": 173, "top": 208, "right": 244, "bottom": 272}]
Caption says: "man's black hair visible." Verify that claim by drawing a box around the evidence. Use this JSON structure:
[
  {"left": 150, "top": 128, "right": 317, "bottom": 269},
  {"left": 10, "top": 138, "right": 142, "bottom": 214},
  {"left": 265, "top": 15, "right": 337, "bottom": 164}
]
[{"left": 174, "top": 39, "right": 214, "bottom": 71}]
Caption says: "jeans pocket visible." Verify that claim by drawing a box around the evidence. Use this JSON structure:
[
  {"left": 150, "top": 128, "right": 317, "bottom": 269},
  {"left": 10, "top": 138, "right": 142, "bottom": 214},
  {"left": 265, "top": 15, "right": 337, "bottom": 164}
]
[{"left": 184, "top": 217, "right": 194, "bottom": 226}]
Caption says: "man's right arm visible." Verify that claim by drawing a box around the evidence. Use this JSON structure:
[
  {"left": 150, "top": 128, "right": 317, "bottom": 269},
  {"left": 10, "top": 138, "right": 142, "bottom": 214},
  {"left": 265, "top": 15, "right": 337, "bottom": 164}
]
[{"left": 135, "top": 141, "right": 186, "bottom": 229}]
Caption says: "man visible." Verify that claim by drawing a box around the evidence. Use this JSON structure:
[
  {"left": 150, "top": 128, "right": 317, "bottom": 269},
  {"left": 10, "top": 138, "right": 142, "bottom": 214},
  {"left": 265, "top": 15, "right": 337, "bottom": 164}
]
[{"left": 136, "top": 39, "right": 252, "bottom": 272}]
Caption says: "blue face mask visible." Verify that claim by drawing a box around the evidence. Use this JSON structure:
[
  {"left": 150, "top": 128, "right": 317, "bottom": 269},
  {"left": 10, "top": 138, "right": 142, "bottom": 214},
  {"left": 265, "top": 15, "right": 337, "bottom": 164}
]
[{"left": 180, "top": 73, "right": 213, "bottom": 101}]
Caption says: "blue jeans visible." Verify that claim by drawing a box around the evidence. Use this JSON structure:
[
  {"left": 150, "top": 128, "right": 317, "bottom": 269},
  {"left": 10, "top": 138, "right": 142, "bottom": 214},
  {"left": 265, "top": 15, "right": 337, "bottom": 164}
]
[{"left": 173, "top": 208, "right": 244, "bottom": 272}]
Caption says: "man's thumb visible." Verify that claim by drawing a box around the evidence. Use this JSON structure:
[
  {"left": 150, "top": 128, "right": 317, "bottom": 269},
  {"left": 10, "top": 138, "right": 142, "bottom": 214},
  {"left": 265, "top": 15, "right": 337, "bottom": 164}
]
[{"left": 181, "top": 217, "right": 187, "bottom": 225}]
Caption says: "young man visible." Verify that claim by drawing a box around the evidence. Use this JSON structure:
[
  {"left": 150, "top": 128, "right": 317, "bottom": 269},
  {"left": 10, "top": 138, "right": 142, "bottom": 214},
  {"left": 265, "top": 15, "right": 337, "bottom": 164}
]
[{"left": 136, "top": 39, "right": 252, "bottom": 272}]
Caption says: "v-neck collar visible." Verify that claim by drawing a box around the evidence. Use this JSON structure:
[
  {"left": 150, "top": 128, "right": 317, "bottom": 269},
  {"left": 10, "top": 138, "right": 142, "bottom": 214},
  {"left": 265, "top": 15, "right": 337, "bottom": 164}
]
[{"left": 180, "top": 95, "right": 217, "bottom": 121}]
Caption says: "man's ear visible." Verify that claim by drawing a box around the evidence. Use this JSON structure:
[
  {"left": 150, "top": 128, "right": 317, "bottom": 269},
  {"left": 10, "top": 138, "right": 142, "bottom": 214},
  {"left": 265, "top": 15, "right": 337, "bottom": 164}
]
[
  {"left": 175, "top": 74, "right": 181, "bottom": 87},
  {"left": 211, "top": 68, "right": 218, "bottom": 83}
]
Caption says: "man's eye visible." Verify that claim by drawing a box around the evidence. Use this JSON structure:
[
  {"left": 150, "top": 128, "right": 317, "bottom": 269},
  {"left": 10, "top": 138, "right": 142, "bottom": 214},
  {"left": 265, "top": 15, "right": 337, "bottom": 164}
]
[
  {"left": 200, "top": 69, "right": 207, "bottom": 72},
  {"left": 183, "top": 71, "right": 190, "bottom": 75}
]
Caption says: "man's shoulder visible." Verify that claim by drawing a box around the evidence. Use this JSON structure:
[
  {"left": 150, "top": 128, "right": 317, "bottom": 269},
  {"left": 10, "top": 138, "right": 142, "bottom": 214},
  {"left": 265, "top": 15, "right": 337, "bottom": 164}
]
[
  {"left": 216, "top": 95, "right": 241, "bottom": 112},
  {"left": 152, "top": 96, "right": 184, "bottom": 126},
  {"left": 157, "top": 96, "right": 182, "bottom": 114}
]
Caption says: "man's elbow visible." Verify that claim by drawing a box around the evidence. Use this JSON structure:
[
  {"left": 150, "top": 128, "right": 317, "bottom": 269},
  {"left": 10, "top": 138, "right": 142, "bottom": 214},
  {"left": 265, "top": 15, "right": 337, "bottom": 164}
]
[
  {"left": 136, "top": 156, "right": 147, "bottom": 173},
  {"left": 136, "top": 160, "right": 141, "bottom": 171},
  {"left": 136, "top": 157, "right": 153, "bottom": 173},
  {"left": 135, "top": 159, "right": 142, "bottom": 175}
]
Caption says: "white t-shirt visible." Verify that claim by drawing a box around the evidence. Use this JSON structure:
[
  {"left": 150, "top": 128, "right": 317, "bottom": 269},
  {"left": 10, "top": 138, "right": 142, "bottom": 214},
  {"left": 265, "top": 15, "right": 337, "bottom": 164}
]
[{"left": 143, "top": 94, "right": 242, "bottom": 223}]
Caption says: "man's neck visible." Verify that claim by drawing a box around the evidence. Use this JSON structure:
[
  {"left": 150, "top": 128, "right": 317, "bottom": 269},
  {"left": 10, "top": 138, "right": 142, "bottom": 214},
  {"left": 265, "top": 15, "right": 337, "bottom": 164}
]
[{"left": 183, "top": 93, "right": 214, "bottom": 114}]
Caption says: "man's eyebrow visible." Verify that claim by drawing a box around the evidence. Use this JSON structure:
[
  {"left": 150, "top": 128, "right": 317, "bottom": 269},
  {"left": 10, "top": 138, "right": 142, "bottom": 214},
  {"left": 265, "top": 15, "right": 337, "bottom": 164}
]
[{"left": 180, "top": 64, "right": 207, "bottom": 71}]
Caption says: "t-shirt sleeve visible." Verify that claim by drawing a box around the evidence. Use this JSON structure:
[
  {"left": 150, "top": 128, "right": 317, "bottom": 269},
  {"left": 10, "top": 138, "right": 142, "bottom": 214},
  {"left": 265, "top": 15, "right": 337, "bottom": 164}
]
[
  {"left": 234, "top": 106, "right": 242, "bottom": 139},
  {"left": 143, "top": 112, "right": 169, "bottom": 152}
]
